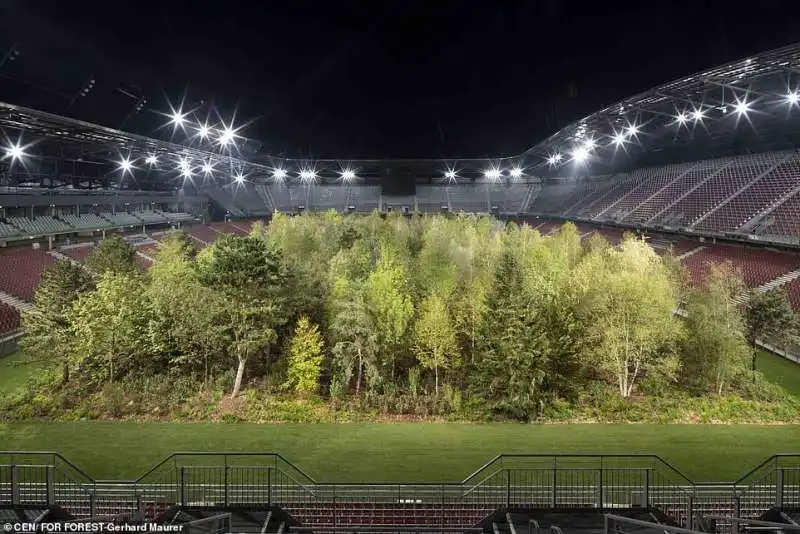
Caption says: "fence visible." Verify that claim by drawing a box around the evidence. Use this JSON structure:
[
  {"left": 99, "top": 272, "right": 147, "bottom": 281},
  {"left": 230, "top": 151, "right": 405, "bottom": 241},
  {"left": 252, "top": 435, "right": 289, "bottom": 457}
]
[{"left": 1, "top": 452, "right": 798, "bottom": 529}]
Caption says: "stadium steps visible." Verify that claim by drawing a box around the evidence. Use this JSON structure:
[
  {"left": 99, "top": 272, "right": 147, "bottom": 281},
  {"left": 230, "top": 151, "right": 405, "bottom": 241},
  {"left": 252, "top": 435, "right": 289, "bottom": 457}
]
[
  {"left": 741, "top": 183, "right": 800, "bottom": 234},
  {"left": 281, "top": 503, "right": 493, "bottom": 530},
  {"left": 754, "top": 268, "right": 800, "bottom": 293},
  {"left": 646, "top": 161, "right": 734, "bottom": 225},
  {"left": 47, "top": 250, "right": 79, "bottom": 266},
  {"left": 676, "top": 246, "right": 705, "bottom": 260},
  {"left": 0, "top": 289, "right": 32, "bottom": 311}
]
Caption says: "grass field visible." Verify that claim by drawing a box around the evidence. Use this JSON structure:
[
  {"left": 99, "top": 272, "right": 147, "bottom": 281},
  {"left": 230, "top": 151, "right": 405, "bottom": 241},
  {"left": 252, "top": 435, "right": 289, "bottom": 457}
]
[
  {"left": 1, "top": 422, "right": 799, "bottom": 483},
  {"left": 2, "top": 350, "right": 800, "bottom": 484}
]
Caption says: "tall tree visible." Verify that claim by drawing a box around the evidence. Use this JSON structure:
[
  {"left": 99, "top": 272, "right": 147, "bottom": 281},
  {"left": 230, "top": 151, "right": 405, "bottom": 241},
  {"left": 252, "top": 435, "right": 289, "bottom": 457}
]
[
  {"left": 285, "top": 316, "right": 325, "bottom": 395},
  {"left": 681, "top": 264, "right": 750, "bottom": 395},
  {"left": 329, "top": 287, "right": 380, "bottom": 395},
  {"left": 412, "top": 293, "right": 459, "bottom": 394},
  {"left": 195, "top": 234, "right": 288, "bottom": 397},
  {"left": 21, "top": 260, "right": 94, "bottom": 382},
  {"left": 85, "top": 235, "right": 138, "bottom": 275}
]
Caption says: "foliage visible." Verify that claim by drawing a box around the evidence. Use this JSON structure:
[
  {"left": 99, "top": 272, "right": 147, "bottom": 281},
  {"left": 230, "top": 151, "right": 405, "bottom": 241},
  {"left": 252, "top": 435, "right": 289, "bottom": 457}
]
[
  {"left": 745, "top": 287, "right": 798, "bottom": 372},
  {"left": 8, "top": 214, "right": 800, "bottom": 423},
  {"left": 285, "top": 316, "right": 325, "bottom": 395}
]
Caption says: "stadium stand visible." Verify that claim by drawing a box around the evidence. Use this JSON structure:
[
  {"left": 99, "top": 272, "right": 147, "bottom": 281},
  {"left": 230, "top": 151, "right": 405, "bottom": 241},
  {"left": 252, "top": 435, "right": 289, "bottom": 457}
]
[
  {"left": 416, "top": 185, "right": 448, "bottom": 212},
  {"left": 755, "top": 190, "right": 800, "bottom": 239},
  {"left": 185, "top": 224, "right": 219, "bottom": 245},
  {"left": 0, "top": 301, "right": 20, "bottom": 334},
  {"left": 59, "top": 213, "right": 111, "bottom": 230},
  {"left": 0, "top": 221, "right": 20, "bottom": 238},
  {"left": 9, "top": 216, "right": 72, "bottom": 235},
  {"left": 104, "top": 212, "right": 144, "bottom": 226},
  {"left": 60, "top": 244, "right": 95, "bottom": 262},
  {"left": 211, "top": 221, "right": 249, "bottom": 236},
  {"left": 0, "top": 247, "right": 56, "bottom": 301},
  {"left": 348, "top": 185, "right": 381, "bottom": 211},
  {"left": 674, "top": 244, "right": 800, "bottom": 288}
]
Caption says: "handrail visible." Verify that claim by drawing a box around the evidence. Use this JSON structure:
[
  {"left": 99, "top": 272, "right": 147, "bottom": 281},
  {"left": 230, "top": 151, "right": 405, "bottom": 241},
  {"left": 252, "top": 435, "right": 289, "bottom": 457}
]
[
  {"left": 604, "top": 514, "right": 703, "bottom": 534},
  {"left": 0, "top": 451, "right": 96, "bottom": 483}
]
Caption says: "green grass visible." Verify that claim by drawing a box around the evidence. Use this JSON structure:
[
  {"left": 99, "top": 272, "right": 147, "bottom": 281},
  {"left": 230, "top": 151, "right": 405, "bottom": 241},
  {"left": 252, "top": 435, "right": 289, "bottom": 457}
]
[
  {"left": 1, "top": 422, "right": 799, "bottom": 483},
  {"left": 757, "top": 350, "right": 800, "bottom": 397},
  {"left": 0, "top": 350, "right": 45, "bottom": 393}
]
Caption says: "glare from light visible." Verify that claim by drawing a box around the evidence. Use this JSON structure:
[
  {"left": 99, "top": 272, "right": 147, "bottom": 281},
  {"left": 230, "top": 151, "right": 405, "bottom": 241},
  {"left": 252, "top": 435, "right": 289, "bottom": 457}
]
[
  {"left": 484, "top": 169, "right": 502, "bottom": 180},
  {"left": 202, "top": 162, "right": 214, "bottom": 175},
  {"left": 675, "top": 113, "right": 688, "bottom": 124},
  {"left": 547, "top": 153, "right": 563, "bottom": 166},
  {"left": 272, "top": 168, "right": 287, "bottom": 180},
  {"left": 218, "top": 127, "right": 236, "bottom": 146},
  {"left": 691, "top": 109, "right": 705, "bottom": 122},
  {"left": 734, "top": 99, "right": 751, "bottom": 116},
  {"left": 340, "top": 169, "right": 356, "bottom": 182},
  {"left": 197, "top": 124, "right": 211, "bottom": 139},
  {"left": 626, "top": 124, "right": 639, "bottom": 137},
  {"left": 145, "top": 155, "right": 158, "bottom": 166},
  {"left": 118, "top": 157, "right": 133, "bottom": 173},
  {"left": 572, "top": 147, "right": 589, "bottom": 163},
  {"left": 171, "top": 110, "right": 187, "bottom": 125},
  {"left": 181, "top": 168, "right": 193, "bottom": 179},
  {"left": 583, "top": 138, "right": 596, "bottom": 151},
  {"left": 509, "top": 167, "right": 523, "bottom": 178},
  {"left": 179, "top": 158, "right": 191, "bottom": 172},
  {"left": 234, "top": 173, "right": 245, "bottom": 183},
  {"left": 4, "top": 143, "right": 25, "bottom": 161},
  {"left": 786, "top": 91, "right": 799, "bottom": 105},
  {"left": 299, "top": 169, "right": 317, "bottom": 183},
  {"left": 444, "top": 170, "right": 457, "bottom": 180},
  {"left": 612, "top": 132, "right": 627, "bottom": 146}
]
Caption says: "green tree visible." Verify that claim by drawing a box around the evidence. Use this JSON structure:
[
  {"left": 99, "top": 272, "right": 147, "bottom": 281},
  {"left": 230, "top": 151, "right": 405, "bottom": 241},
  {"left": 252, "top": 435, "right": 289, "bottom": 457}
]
[
  {"left": 21, "top": 260, "right": 94, "bottom": 382},
  {"left": 576, "top": 238, "right": 683, "bottom": 398},
  {"left": 285, "top": 316, "right": 325, "bottom": 395},
  {"left": 196, "top": 234, "right": 288, "bottom": 397},
  {"left": 412, "top": 293, "right": 459, "bottom": 394},
  {"left": 682, "top": 264, "right": 750, "bottom": 395},
  {"left": 330, "top": 288, "right": 380, "bottom": 395},
  {"left": 85, "top": 235, "right": 138, "bottom": 275},
  {"left": 745, "top": 287, "right": 797, "bottom": 374},
  {"left": 70, "top": 272, "right": 150, "bottom": 386}
]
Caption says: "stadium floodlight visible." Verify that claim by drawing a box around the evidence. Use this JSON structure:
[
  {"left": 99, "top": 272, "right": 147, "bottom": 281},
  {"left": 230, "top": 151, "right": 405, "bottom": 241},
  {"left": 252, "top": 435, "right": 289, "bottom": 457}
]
[
  {"left": 272, "top": 168, "right": 287, "bottom": 180},
  {"left": 299, "top": 169, "right": 317, "bottom": 183},
  {"left": 170, "top": 110, "right": 187, "bottom": 125},
  {"left": 181, "top": 168, "right": 193, "bottom": 179},
  {"left": 571, "top": 147, "right": 589, "bottom": 163},
  {"left": 444, "top": 170, "right": 457, "bottom": 180},
  {"left": 612, "top": 132, "right": 626, "bottom": 146},
  {"left": 234, "top": 172, "right": 245, "bottom": 183},
  {"left": 118, "top": 157, "right": 133, "bottom": 173},
  {"left": 547, "top": 153, "right": 563, "bottom": 166},
  {"left": 178, "top": 157, "right": 191, "bottom": 173},
  {"left": 786, "top": 91, "right": 799, "bottom": 105},
  {"left": 4, "top": 142, "right": 26, "bottom": 161},
  {"left": 340, "top": 169, "right": 356, "bottom": 182},
  {"left": 675, "top": 112, "right": 688, "bottom": 124},
  {"left": 145, "top": 154, "right": 158, "bottom": 166},
  {"left": 733, "top": 99, "right": 751, "bottom": 116},
  {"left": 626, "top": 124, "right": 639, "bottom": 137},
  {"left": 202, "top": 162, "right": 214, "bottom": 175},
  {"left": 509, "top": 167, "right": 523, "bottom": 178},
  {"left": 484, "top": 169, "right": 502, "bottom": 180},
  {"left": 691, "top": 109, "right": 705, "bottom": 122},
  {"left": 218, "top": 127, "right": 236, "bottom": 146},
  {"left": 196, "top": 124, "right": 211, "bottom": 139},
  {"left": 582, "top": 138, "right": 596, "bottom": 151}
]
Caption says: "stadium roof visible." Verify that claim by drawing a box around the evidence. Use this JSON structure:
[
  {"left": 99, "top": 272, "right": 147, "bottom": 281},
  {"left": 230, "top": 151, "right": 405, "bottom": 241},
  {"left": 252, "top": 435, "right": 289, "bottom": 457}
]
[{"left": 525, "top": 42, "right": 800, "bottom": 176}]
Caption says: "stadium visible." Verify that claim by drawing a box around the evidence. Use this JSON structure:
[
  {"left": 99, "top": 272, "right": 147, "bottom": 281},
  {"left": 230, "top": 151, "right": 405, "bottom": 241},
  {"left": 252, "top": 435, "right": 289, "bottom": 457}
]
[{"left": 1, "top": 13, "right": 800, "bottom": 534}]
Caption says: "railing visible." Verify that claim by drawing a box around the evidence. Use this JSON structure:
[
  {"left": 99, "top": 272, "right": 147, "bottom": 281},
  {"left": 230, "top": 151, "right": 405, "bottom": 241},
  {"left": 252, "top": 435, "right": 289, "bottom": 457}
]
[
  {"left": 701, "top": 515, "right": 800, "bottom": 534},
  {"left": 1, "top": 452, "right": 798, "bottom": 530},
  {"left": 604, "top": 513, "right": 705, "bottom": 534}
]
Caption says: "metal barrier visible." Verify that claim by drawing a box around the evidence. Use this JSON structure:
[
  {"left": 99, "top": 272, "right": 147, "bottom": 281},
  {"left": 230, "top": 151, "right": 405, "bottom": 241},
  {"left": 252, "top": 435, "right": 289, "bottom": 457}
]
[
  {"left": 604, "top": 513, "right": 705, "bottom": 534},
  {"left": 1, "top": 452, "right": 798, "bottom": 530},
  {"left": 702, "top": 515, "right": 800, "bottom": 534}
]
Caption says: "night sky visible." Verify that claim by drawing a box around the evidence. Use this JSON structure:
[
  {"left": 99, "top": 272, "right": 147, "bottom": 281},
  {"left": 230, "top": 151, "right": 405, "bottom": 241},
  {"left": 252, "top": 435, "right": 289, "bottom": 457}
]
[{"left": 2, "top": 0, "right": 800, "bottom": 159}]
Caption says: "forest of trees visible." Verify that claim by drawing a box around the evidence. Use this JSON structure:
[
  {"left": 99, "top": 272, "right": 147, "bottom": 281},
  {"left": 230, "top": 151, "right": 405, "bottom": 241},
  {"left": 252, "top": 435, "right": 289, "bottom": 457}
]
[{"left": 5, "top": 212, "right": 800, "bottom": 422}]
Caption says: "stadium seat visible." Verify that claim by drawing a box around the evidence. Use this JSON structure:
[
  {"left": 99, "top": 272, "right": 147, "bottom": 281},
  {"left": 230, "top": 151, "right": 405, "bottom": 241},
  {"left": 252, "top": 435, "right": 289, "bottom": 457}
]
[
  {"left": 0, "top": 247, "right": 57, "bottom": 301},
  {"left": 0, "top": 301, "right": 21, "bottom": 334}
]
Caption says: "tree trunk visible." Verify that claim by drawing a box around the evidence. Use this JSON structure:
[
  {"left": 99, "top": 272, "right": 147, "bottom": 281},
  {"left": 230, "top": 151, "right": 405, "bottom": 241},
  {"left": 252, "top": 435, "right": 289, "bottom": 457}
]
[
  {"left": 232, "top": 357, "right": 246, "bottom": 398},
  {"left": 62, "top": 362, "right": 69, "bottom": 384},
  {"left": 435, "top": 366, "right": 439, "bottom": 396},
  {"left": 356, "top": 348, "right": 363, "bottom": 396}
]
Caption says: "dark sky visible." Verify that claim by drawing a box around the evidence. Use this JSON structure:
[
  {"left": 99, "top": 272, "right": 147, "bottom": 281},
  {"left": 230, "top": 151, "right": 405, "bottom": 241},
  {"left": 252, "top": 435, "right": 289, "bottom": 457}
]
[{"left": 1, "top": 0, "right": 800, "bottom": 159}]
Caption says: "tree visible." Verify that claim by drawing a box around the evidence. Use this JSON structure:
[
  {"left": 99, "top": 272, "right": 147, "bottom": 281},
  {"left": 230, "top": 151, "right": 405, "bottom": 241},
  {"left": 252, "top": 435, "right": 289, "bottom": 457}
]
[
  {"left": 85, "top": 235, "right": 137, "bottom": 275},
  {"left": 285, "top": 316, "right": 325, "bottom": 395},
  {"left": 412, "top": 294, "right": 459, "bottom": 394},
  {"left": 195, "top": 234, "right": 288, "bottom": 397},
  {"left": 21, "top": 260, "right": 94, "bottom": 382},
  {"left": 329, "top": 288, "right": 380, "bottom": 395},
  {"left": 364, "top": 245, "right": 414, "bottom": 380},
  {"left": 576, "top": 238, "right": 683, "bottom": 398},
  {"left": 745, "top": 288, "right": 797, "bottom": 374},
  {"left": 70, "top": 272, "right": 150, "bottom": 386},
  {"left": 681, "top": 263, "right": 750, "bottom": 395}
]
